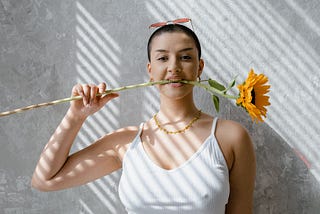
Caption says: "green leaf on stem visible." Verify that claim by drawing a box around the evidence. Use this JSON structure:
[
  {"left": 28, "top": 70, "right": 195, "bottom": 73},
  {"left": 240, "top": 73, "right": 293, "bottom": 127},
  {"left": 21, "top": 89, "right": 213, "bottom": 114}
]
[
  {"left": 208, "top": 79, "right": 226, "bottom": 91},
  {"left": 212, "top": 95, "right": 220, "bottom": 112},
  {"left": 222, "top": 76, "right": 237, "bottom": 94},
  {"left": 228, "top": 79, "right": 236, "bottom": 88}
]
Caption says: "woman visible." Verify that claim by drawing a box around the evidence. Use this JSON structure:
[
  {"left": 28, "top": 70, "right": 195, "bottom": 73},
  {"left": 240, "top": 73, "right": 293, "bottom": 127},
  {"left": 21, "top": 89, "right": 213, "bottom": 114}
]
[{"left": 32, "top": 22, "right": 256, "bottom": 213}]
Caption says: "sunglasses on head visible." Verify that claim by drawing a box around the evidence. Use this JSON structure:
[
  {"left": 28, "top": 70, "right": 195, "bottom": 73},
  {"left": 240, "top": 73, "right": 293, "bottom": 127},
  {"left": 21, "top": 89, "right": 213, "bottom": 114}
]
[{"left": 148, "top": 18, "right": 194, "bottom": 30}]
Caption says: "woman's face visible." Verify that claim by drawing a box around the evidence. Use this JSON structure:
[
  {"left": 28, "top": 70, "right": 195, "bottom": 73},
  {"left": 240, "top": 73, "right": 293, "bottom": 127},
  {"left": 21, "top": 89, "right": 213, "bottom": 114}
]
[{"left": 147, "top": 32, "right": 204, "bottom": 99}]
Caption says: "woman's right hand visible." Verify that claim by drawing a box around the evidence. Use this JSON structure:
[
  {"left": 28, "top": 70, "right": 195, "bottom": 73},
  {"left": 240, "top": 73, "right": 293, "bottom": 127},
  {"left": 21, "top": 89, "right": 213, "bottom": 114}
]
[{"left": 69, "top": 82, "right": 119, "bottom": 119}]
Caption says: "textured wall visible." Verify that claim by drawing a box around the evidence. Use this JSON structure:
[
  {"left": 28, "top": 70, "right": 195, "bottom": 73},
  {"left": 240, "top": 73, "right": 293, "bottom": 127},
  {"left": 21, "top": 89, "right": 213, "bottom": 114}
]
[{"left": 0, "top": 0, "right": 320, "bottom": 213}]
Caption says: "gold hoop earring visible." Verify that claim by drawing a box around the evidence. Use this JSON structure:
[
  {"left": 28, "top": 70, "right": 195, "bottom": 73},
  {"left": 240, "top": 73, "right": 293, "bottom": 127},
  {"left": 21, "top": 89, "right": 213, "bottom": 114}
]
[{"left": 197, "top": 76, "right": 201, "bottom": 82}]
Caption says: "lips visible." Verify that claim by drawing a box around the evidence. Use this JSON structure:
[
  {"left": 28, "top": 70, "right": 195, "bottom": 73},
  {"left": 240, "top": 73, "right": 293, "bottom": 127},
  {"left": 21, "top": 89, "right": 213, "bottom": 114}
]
[{"left": 166, "top": 77, "right": 184, "bottom": 87}]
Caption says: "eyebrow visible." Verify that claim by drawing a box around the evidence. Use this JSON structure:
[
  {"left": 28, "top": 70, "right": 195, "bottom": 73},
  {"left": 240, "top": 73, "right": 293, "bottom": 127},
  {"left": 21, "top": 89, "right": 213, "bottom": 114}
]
[{"left": 154, "top": 47, "right": 194, "bottom": 53}]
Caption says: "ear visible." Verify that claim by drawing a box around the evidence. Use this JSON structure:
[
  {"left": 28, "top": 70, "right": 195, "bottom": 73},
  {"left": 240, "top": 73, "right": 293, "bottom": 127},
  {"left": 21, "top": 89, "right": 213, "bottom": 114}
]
[
  {"left": 147, "top": 62, "right": 153, "bottom": 79},
  {"left": 197, "top": 59, "right": 204, "bottom": 77}
]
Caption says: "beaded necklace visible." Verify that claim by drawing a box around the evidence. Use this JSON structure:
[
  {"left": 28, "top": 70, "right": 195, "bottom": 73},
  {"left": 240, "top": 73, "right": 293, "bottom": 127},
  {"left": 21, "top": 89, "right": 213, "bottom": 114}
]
[{"left": 153, "top": 110, "right": 202, "bottom": 134}]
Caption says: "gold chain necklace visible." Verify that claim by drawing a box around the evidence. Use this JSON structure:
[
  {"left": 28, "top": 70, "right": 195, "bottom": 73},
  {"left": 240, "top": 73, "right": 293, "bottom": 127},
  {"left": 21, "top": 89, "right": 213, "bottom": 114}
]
[{"left": 153, "top": 110, "right": 202, "bottom": 134}]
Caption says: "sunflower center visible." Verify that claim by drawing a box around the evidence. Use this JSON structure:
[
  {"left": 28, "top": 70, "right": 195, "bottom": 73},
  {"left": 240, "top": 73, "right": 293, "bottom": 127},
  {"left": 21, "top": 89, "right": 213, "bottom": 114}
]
[{"left": 251, "top": 89, "right": 255, "bottom": 105}]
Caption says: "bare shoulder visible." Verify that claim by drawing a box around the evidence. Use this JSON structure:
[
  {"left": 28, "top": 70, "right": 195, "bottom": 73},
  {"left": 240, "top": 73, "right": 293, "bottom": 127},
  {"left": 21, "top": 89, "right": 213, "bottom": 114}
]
[
  {"left": 215, "top": 119, "right": 254, "bottom": 170},
  {"left": 98, "top": 125, "right": 140, "bottom": 161},
  {"left": 100, "top": 125, "right": 140, "bottom": 143},
  {"left": 216, "top": 119, "right": 252, "bottom": 148}
]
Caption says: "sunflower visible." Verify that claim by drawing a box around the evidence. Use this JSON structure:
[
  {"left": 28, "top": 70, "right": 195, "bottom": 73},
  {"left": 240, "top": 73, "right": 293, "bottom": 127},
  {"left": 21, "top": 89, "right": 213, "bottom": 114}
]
[{"left": 236, "top": 69, "right": 270, "bottom": 122}]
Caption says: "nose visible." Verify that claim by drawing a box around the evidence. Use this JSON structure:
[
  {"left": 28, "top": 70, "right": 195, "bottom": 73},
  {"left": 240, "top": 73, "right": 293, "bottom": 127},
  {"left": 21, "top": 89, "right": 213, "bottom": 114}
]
[{"left": 167, "top": 57, "right": 181, "bottom": 73}]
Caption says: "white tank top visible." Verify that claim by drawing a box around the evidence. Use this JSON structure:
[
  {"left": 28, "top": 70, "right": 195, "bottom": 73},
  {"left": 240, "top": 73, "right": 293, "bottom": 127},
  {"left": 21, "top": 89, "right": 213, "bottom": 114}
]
[{"left": 118, "top": 117, "right": 230, "bottom": 214}]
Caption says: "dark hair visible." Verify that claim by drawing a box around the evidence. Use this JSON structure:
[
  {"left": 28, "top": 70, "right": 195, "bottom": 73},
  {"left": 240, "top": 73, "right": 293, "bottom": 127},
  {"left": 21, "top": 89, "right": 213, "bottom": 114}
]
[{"left": 147, "top": 24, "right": 202, "bottom": 62}]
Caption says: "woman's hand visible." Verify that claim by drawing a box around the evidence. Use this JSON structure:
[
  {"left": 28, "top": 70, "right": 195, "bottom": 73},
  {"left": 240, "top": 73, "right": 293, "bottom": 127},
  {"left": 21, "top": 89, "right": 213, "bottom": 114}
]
[{"left": 69, "top": 82, "right": 119, "bottom": 119}]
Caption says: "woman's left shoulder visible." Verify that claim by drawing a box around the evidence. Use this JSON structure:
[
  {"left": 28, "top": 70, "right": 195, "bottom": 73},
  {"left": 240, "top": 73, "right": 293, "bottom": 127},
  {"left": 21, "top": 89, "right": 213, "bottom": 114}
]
[
  {"left": 217, "top": 119, "right": 251, "bottom": 141},
  {"left": 215, "top": 119, "right": 255, "bottom": 172},
  {"left": 215, "top": 119, "right": 253, "bottom": 155}
]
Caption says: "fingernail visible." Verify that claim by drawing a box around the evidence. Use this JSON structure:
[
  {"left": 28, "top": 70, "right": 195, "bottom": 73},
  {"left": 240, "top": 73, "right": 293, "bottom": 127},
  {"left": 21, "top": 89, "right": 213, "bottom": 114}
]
[{"left": 84, "top": 98, "right": 88, "bottom": 105}]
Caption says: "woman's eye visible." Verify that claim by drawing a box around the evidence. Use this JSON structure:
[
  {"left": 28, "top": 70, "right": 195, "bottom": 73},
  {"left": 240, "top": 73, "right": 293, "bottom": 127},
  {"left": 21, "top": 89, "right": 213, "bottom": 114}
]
[
  {"left": 181, "top": 55, "right": 192, "bottom": 60},
  {"left": 157, "top": 56, "right": 168, "bottom": 61}
]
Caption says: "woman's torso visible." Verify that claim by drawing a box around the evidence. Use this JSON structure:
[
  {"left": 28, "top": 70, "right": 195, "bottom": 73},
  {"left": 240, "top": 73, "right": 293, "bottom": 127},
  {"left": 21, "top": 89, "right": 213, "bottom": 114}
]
[{"left": 118, "top": 117, "right": 230, "bottom": 214}]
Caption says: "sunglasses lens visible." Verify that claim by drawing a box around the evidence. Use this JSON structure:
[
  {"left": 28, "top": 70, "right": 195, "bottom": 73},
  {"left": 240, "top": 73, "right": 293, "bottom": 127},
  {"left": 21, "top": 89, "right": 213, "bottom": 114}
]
[
  {"left": 149, "top": 22, "right": 166, "bottom": 28},
  {"left": 173, "top": 18, "right": 190, "bottom": 24}
]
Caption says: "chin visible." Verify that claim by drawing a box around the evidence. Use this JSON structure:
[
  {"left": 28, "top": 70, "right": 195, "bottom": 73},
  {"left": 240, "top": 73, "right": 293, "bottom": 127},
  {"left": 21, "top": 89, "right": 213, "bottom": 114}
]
[{"left": 160, "top": 85, "right": 194, "bottom": 100}]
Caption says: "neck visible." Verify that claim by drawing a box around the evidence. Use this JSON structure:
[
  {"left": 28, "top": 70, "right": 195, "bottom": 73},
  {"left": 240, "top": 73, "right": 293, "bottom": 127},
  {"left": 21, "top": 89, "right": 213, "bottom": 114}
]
[{"left": 158, "top": 93, "right": 199, "bottom": 122}]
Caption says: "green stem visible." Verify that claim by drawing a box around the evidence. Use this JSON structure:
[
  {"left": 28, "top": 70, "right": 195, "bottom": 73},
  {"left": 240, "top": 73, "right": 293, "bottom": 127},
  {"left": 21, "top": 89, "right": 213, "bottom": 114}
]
[
  {"left": 97, "top": 79, "right": 238, "bottom": 99},
  {"left": 0, "top": 79, "right": 238, "bottom": 117},
  {"left": 180, "top": 80, "right": 238, "bottom": 99}
]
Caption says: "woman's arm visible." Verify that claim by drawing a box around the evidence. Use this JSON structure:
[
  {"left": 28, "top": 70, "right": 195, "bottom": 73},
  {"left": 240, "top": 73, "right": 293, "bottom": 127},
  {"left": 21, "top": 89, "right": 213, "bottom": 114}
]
[
  {"left": 218, "top": 120, "right": 256, "bottom": 214},
  {"left": 31, "top": 83, "right": 124, "bottom": 191}
]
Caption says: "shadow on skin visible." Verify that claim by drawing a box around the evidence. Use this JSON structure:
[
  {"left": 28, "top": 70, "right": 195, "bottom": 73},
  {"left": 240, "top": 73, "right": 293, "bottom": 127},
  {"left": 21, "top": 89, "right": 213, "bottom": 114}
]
[{"left": 219, "top": 99, "right": 320, "bottom": 213}]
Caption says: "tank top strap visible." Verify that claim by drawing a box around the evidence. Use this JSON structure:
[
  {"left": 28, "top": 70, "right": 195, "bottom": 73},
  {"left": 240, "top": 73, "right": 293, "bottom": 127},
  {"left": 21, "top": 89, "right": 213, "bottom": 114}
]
[
  {"left": 209, "top": 117, "right": 229, "bottom": 168},
  {"left": 129, "top": 122, "right": 144, "bottom": 149},
  {"left": 211, "top": 117, "right": 219, "bottom": 135}
]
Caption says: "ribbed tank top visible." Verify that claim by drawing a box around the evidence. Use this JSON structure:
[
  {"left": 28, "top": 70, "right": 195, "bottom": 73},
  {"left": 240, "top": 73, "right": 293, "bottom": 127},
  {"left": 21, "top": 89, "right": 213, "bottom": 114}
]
[{"left": 118, "top": 117, "right": 230, "bottom": 214}]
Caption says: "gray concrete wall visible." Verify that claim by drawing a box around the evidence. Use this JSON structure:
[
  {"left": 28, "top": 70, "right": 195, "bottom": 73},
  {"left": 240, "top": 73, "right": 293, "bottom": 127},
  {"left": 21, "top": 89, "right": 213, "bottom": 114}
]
[{"left": 0, "top": 0, "right": 319, "bottom": 213}]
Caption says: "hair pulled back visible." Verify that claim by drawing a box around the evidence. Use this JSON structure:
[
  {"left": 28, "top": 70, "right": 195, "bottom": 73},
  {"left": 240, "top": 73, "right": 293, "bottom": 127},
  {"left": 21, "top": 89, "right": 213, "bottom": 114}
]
[{"left": 147, "top": 24, "right": 201, "bottom": 62}]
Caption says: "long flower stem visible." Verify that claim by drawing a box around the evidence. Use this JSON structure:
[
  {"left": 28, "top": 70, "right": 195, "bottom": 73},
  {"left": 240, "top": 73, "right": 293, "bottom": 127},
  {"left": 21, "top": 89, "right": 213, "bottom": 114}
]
[
  {"left": 0, "top": 79, "right": 237, "bottom": 117},
  {"left": 181, "top": 80, "right": 238, "bottom": 99}
]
